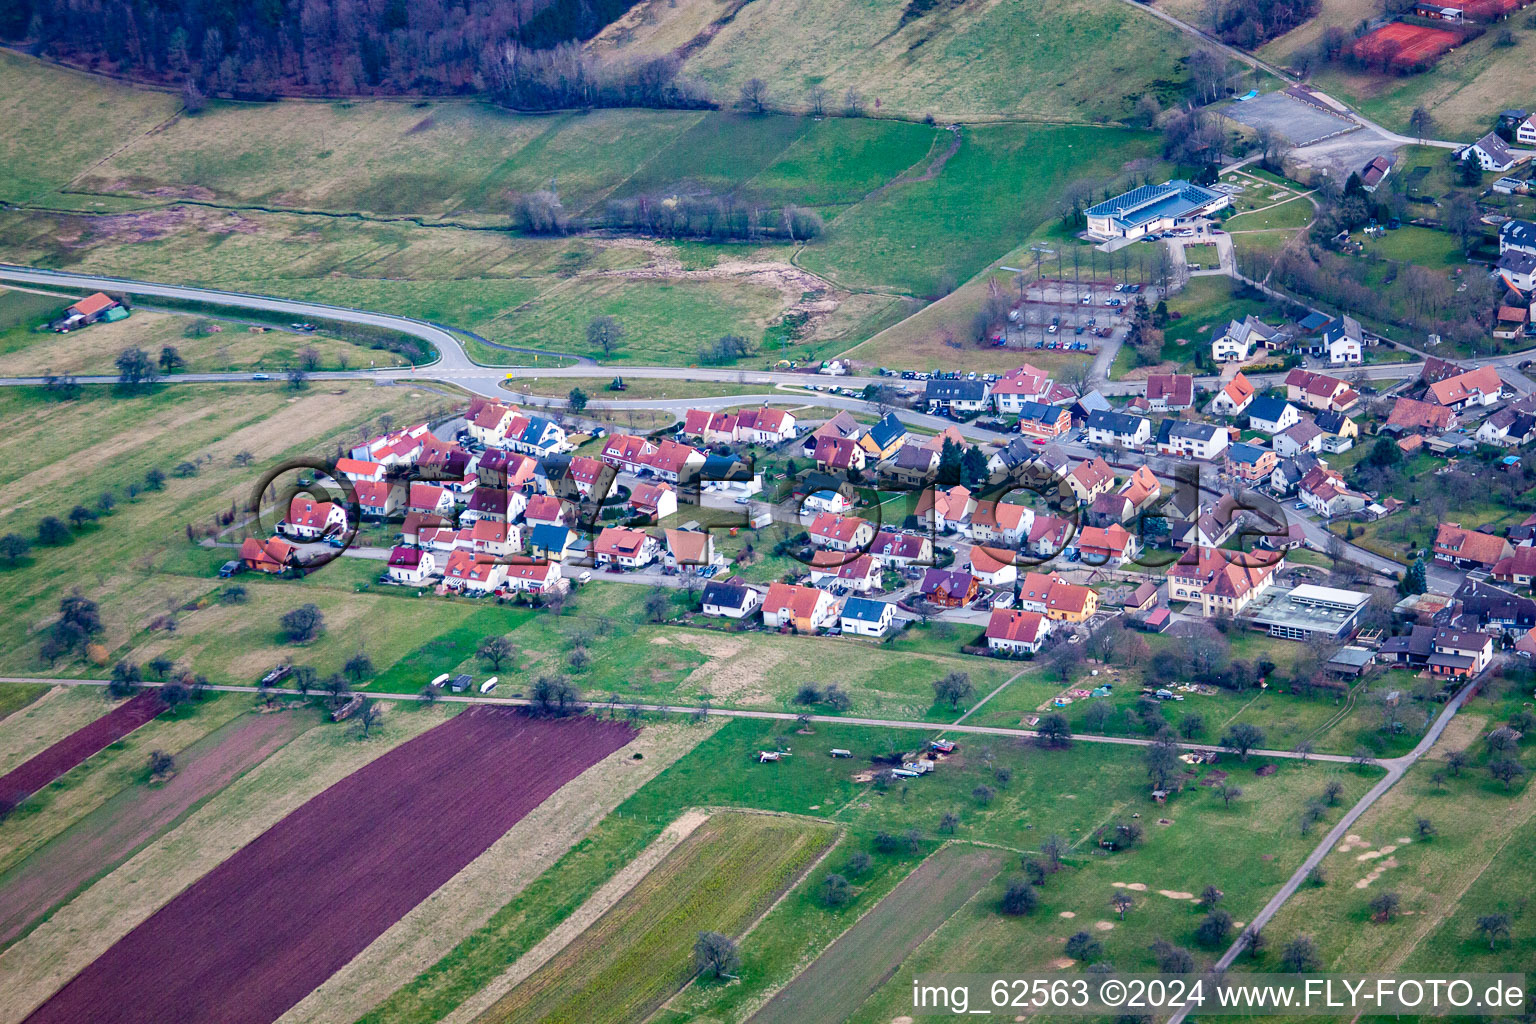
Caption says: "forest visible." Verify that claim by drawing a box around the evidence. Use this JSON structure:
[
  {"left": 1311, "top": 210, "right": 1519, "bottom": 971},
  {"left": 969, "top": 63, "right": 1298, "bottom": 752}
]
[
  {"left": 2, "top": 0, "right": 642, "bottom": 97},
  {"left": 1208, "top": 0, "right": 1319, "bottom": 48}
]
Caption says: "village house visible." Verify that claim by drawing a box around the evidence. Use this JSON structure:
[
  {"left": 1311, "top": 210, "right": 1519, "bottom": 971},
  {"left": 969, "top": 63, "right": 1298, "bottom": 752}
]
[
  {"left": 628, "top": 481, "right": 678, "bottom": 521},
  {"left": 477, "top": 449, "right": 539, "bottom": 491},
  {"left": 643, "top": 439, "right": 706, "bottom": 484},
  {"left": 1027, "top": 515, "right": 1075, "bottom": 559},
  {"left": 1428, "top": 365, "right": 1503, "bottom": 410},
  {"left": 1433, "top": 522, "right": 1513, "bottom": 570},
  {"left": 1501, "top": 218, "right": 1536, "bottom": 257},
  {"left": 810, "top": 551, "right": 883, "bottom": 592},
  {"left": 335, "top": 457, "right": 386, "bottom": 482},
  {"left": 869, "top": 530, "right": 932, "bottom": 567},
  {"left": 1273, "top": 418, "right": 1325, "bottom": 458},
  {"left": 385, "top": 546, "right": 436, "bottom": 585},
  {"left": 507, "top": 414, "right": 568, "bottom": 457},
  {"left": 352, "top": 422, "right": 431, "bottom": 467},
  {"left": 916, "top": 485, "right": 976, "bottom": 532},
  {"left": 799, "top": 411, "right": 864, "bottom": 458},
  {"left": 925, "top": 378, "right": 990, "bottom": 414},
  {"left": 919, "top": 568, "right": 979, "bottom": 608},
  {"left": 471, "top": 518, "right": 520, "bottom": 559},
  {"left": 407, "top": 482, "right": 454, "bottom": 519},
  {"left": 1385, "top": 397, "right": 1456, "bottom": 434},
  {"left": 1158, "top": 420, "right": 1230, "bottom": 460},
  {"left": 600, "top": 434, "right": 660, "bottom": 474},
  {"left": 969, "top": 500, "right": 1033, "bottom": 545},
  {"left": 840, "top": 596, "right": 896, "bottom": 638},
  {"left": 1453, "top": 579, "right": 1536, "bottom": 634},
  {"left": 1314, "top": 410, "right": 1358, "bottom": 444},
  {"left": 814, "top": 435, "right": 867, "bottom": 473},
  {"left": 1212, "top": 318, "right": 1280, "bottom": 364},
  {"left": 700, "top": 580, "right": 763, "bottom": 620},
  {"left": 1076, "top": 523, "right": 1140, "bottom": 566},
  {"left": 528, "top": 523, "right": 576, "bottom": 562},
  {"left": 1145, "top": 373, "right": 1195, "bottom": 412},
  {"left": 563, "top": 455, "right": 609, "bottom": 499},
  {"left": 1120, "top": 464, "right": 1161, "bottom": 509},
  {"left": 1497, "top": 249, "right": 1536, "bottom": 293},
  {"left": 239, "top": 536, "right": 297, "bottom": 574},
  {"left": 1063, "top": 457, "right": 1115, "bottom": 503},
  {"left": 442, "top": 550, "right": 506, "bottom": 595},
  {"left": 1428, "top": 627, "right": 1495, "bottom": 676},
  {"left": 985, "top": 609, "right": 1051, "bottom": 655},
  {"left": 809, "top": 513, "right": 875, "bottom": 552},
  {"left": 593, "top": 526, "right": 660, "bottom": 570},
  {"left": 1210, "top": 373, "right": 1256, "bottom": 417},
  {"left": 969, "top": 546, "right": 1018, "bottom": 587},
  {"left": 1319, "top": 315, "right": 1364, "bottom": 365},
  {"left": 1479, "top": 399, "right": 1536, "bottom": 447},
  {"left": 1246, "top": 396, "right": 1301, "bottom": 435},
  {"left": 1284, "top": 369, "right": 1359, "bottom": 413},
  {"left": 859, "top": 413, "right": 909, "bottom": 461},
  {"left": 1298, "top": 465, "right": 1367, "bottom": 519},
  {"left": 664, "top": 529, "right": 718, "bottom": 569},
  {"left": 281, "top": 496, "right": 348, "bottom": 541},
  {"left": 1086, "top": 409, "right": 1150, "bottom": 449},
  {"left": 354, "top": 479, "right": 403, "bottom": 519},
  {"left": 1044, "top": 579, "right": 1098, "bottom": 622},
  {"left": 1461, "top": 132, "right": 1517, "bottom": 173},
  {"left": 1016, "top": 400, "right": 1073, "bottom": 440},
  {"left": 1227, "top": 441, "right": 1279, "bottom": 483},
  {"left": 502, "top": 560, "right": 566, "bottom": 596},
  {"left": 991, "top": 363, "right": 1066, "bottom": 413},
  {"left": 762, "top": 582, "right": 839, "bottom": 632},
  {"left": 466, "top": 486, "right": 528, "bottom": 525},
  {"left": 465, "top": 401, "right": 521, "bottom": 447},
  {"left": 1087, "top": 492, "right": 1131, "bottom": 531},
  {"left": 682, "top": 406, "right": 796, "bottom": 445},
  {"left": 801, "top": 487, "right": 854, "bottom": 516},
  {"left": 886, "top": 444, "right": 940, "bottom": 488},
  {"left": 523, "top": 494, "right": 572, "bottom": 531}
]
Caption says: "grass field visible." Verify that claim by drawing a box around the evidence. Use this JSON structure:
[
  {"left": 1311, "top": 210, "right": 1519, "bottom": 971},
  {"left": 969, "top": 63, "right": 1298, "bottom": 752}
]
[
  {"left": 1306, "top": 20, "right": 1536, "bottom": 137},
  {"left": 746, "top": 844, "right": 1002, "bottom": 1024},
  {"left": 598, "top": 0, "right": 1200, "bottom": 123},
  {"left": 475, "top": 811, "right": 837, "bottom": 1024},
  {"left": 0, "top": 289, "right": 408, "bottom": 376},
  {"left": 1222, "top": 195, "right": 1316, "bottom": 232}
]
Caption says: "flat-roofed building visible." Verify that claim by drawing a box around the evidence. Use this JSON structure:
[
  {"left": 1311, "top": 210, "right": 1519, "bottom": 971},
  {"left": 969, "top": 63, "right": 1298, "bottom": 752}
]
[
  {"left": 1085, "top": 180, "right": 1230, "bottom": 241},
  {"left": 1242, "top": 583, "right": 1370, "bottom": 642}
]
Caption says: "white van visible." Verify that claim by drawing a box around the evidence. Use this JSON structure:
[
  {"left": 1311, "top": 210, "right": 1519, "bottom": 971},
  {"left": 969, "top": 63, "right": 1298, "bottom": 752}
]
[{"left": 480, "top": 677, "right": 498, "bottom": 694}]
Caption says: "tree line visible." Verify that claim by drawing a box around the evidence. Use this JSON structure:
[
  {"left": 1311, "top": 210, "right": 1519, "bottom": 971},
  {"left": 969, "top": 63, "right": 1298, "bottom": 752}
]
[{"left": 513, "top": 188, "right": 824, "bottom": 242}]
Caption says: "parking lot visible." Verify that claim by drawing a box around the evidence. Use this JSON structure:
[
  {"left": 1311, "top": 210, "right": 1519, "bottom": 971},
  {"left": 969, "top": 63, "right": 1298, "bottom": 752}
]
[{"left": 994, "top": 277, "right": 1150, "bottom": 351}]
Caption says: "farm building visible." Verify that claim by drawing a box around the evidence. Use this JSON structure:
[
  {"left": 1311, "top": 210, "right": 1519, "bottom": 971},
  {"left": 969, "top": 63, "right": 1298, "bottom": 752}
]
[{"left": 51, "top": 292, "right": 125, "bottom": 331}]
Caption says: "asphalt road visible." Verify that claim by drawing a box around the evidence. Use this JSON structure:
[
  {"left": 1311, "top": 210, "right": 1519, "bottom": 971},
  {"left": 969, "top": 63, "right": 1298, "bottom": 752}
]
[{"left": 1164, "top": 668, "right": 1486, "bottom": 1024}]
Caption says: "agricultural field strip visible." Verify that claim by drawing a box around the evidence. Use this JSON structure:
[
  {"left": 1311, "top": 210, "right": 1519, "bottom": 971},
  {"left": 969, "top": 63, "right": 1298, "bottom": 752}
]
[
  {"left": 0, "top": 689, "right": 111, "bottom": 777},
  {"left": 0, "top": 692, "right": 164, "bottom": 809},
  {"left": 279, "top": 721, "right": 719, "bottom": 1024},
  {"left": 745, "top": 845, "right": 1003, "bottom": 1024},
  {"left": 0, "top": 680, "right": 1393, "bottom": 766},
  {"left": 439, "top": 808, "right": 715, "bottom": 1024},
  {"left": 0, "top": 709, "right": 314, "bottom": 951},
  {"left": 470, "top": 811, "right": 838, "bottom": 1024},
  {"left": 0, "top": 709, "right": 451, "bottom": 1024},
  {"left": 18, "top": 710, "right": 637, "bottom": 1024}
]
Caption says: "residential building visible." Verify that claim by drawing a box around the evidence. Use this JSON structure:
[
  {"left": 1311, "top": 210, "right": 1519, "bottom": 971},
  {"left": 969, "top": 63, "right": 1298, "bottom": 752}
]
[
  {"left": 1084, "top": 180, "right": 1230, "bottom": 241},
  {"left": 593, "top": 526, "right": 660, "bottom": 570},
  {"left": 1500, "top": 218, "right": 1536, "bottom": 257},
  {"left": 1016, "top": 401, "right": 1073, "bottom": 440},
  {"left": 1496, "top": 250, "right": 1536, "bottom": 293},
  {"left": 1318, "top": 314, "right": 1363, "bottom": 365},
  {"left": 664, "top": 529, "right": 718, "bottom": 569},
  {"left": 1461, "top": 132, "right": 1516, "bottom": 173},
  {"left": 1226, "top": 442, "right": 1278, "bottom": 483},
  {"left": 1246, "top": 396, "right": 1300, "bottom": 434},
  {"left": 925, "top": 378, "right": 990, "bottom": 414},
  {"left": 1428, "top": 628, "right": 1494, "bottom": 677},
  {"left": 354, "top": 480, "right": 402, "bottom": 519},
  {"left": 1284, "top": 369, "right": 1358, "bottom": 413},
  {"left": 563, "top": 456, "right": 609, "bottom": 499},
  {"left": 1298, "top": 465, "right": 1367, "bottom": 519},
  {"left": 1158, "top": 420, "right": 1230, "bottom": 460},
  {"left": 1212, "top": 318, "right": 1280, "bottom": 363},
  {"left": 841, "top": 597, "right": 896, "bottom": 638},
  {"left": 1433, "top": 522, "right": 1513, "bottom": 570},
  {"left": 885, "top": 444, "right": 939, "bottom": 487},
  {"left": 528, "top": 523, "right": 575, "bottom": 562},
  {"left": 1076, "top": 523, "right": 1141, "bottom": 566},
  {"left": 1273, "top": 418, "right": 1324, "bottom": 457},
  {"left": 969, "top": 500, "right": 1033, "bottom": 546},
  {"left": 869, "top": 531, "right": 933, "bottom": 567},
  {"left": 1428, "top": 365, "right": 1503, "bottom": 410},
  {"left": 471, "top": 518, "right": 519, "bottom": 559},
  {"left": 281, "top": 496, "right": 348, "bottom": 541},
  {"left": 466, "top": 486, "right": 527, "bottom": 525},
  {"left": 1385, "top": 397, "right": 1456, "bottom": 433},
  {"left": 1146, "top": 373, "right": 1195, "bottom": 411},
  {"left": 916, "top": 485, "right": 976, "bottom": 532},
  {"left": 1085, "top": 409, "right": 1150, "bottom": 449},
  {"left": 239, "top": 536, "right": 296, "bottom": 574},
  {"left": 1063, "top": 457, "right": 1115, "bottom": 502},
  {"left": 800, "top": 411, "right": 864, "bottom": 458},
  {"left": 1210, "top": 373, "right": 1256, "bottom": 416},
  {"left": 1026, "top": 515, "right": 1074, "bottom": 559},
  {"left": 809, "top": 550, "right": 882, "bottom": 592},
  {"left": 859, "top": 412, "right": 909, "bottom": 461},
  {"left": 1454, "top": 579, "right": 1536, "bottom": 633},
  {"left": 1119, "top": 464, "right": 1161, "bottom": 509},
  {"left": 502, "top": 560, "right": 565, "bottom": 595},
  {"left": 969, "top": 546, "right": 1018, "bottom": 587},
  {"left": 644, "top": 439, "right": 706, "bottom": 483},
  {"left": 385, "top": 546, "right": 436, "bottom": 585},
  {"left": 1476, "top": 400, "right": 1536, "bottom": 447},
  {"left": 52, "top": 291, "right": 123, "bottom": 331},
  {"left": 1044, "top": 580, "right": 1098, "bottom": 622},
  {"left": 762, "top": 582, "right": 838, "bottom": 632},
  {"left": 1088, "top": 491, "right": 1135, "bottom": 527},
  {"left": 629, "top": 481, "right": 678, "bottom": 520},
  {"left": 918, "top": 569, "right": 979, "bottom": 608},
  {"left": 600, "top": 434, "right": 659, "bottom": 474},
  {"left": 335, "top": 457, "right": 386, "bottom": 482},
  {"left": 802, "top": 488, "right": 854, "bottom": 516},
  {"left": 990, "top": 364, "right": 1058, "bottom": 413},
  {"left": 700, "top": 580, "right": 763, "bottom": 620},
  {"left": 809, "top": 513, "right": 875, "bottom": 552},
  {"left": 442, "top": 549, "right": 506, "bottom": 595},
  {"left": 985, "top": 609, "right": 1051, "bottom": 655},
  {"left": 522, "top": 494, "right": 571, "bottom": 531}
]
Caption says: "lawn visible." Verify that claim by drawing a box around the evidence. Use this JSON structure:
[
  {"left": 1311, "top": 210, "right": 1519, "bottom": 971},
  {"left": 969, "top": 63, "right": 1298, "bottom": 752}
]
[
  {"left": 0, "top": 290, "right": 408, "bottom": 376},
  {"left": 1358, "top": 225, "right": 1464, "bottom": 271},
  {"left": 0, "top": 686, "right": 48, "bottom": 728},
  {"left": 1222, "top": 194, "right": 1315, "bottom": 232},
  {"left": 473, "top": 811, "right": 838, "bottom": 1024},
  {"left": 1151, "top": 275, "right": 1293, "bottom": 373}
]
